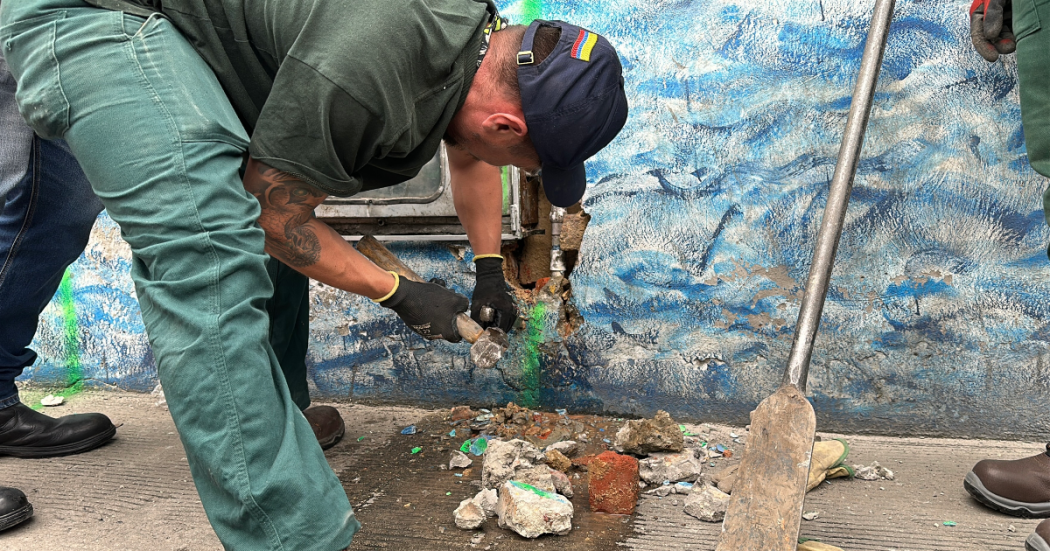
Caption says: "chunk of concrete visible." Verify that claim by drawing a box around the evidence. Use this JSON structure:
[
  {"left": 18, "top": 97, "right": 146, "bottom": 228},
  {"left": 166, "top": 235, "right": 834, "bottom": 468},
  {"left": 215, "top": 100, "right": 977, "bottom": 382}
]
[
  {"left": 683, "top": 484, "right": 731, "bottom": 522},
  {"left": 588, "top": 451, "right": 641, "bottom": 514},
  {"left": 613, "top": 411, "right": 685, "bottom": 455},
  {"left": 481, "top": 439, "right": 547, "bottom": 490},
  {"left": 545, "top": 449, "right": 572, "bottom": 473},
  {"left": 449, "top": 450, "right": 473, "bottom": 470},
  {"left": 513, "top": 464, "right": 557, "bottom": 494},
  {"left": 473, "top": 488, "right": 498, "bottom": 517},
  {"left": 544, "top": 440, "right": 578, "bottom": 457},
  {"left": 638, "top": 451, "right": 702, "bottom": 484},
  {"left": 453, "top": 498, "right": 486, "bottom": 530},
  {"left": 854, "top": 461, "right": 895, "bottom": 481},
  {"left": 549, "top": 467, "right": 574, "bottom": 498},
  {"left": 496, "top": 480, "right": 573, "bottom": 538}
]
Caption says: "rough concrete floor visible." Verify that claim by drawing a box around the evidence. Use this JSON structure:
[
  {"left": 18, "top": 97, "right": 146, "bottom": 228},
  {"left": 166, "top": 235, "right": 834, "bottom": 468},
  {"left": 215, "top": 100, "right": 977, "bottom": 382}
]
[{"left": 0, "top": 390, "right": 1044, "bottom": 551}]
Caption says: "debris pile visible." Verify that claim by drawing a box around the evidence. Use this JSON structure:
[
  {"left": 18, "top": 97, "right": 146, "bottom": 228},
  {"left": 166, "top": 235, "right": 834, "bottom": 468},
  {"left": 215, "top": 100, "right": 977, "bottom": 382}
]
[{"left": 432, "top": 403, "right": 891, "bottom": 539}]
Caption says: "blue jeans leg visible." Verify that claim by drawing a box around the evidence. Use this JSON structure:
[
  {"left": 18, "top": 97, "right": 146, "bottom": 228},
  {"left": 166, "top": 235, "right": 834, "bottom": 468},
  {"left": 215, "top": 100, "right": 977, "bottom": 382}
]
[{"left": 0, "top": 55, "right": 102, "bottom": 407}]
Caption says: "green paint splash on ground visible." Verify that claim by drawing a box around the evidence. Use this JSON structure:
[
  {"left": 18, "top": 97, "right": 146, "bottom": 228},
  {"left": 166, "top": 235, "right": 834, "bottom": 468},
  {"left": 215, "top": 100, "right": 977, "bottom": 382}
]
[
  {"left": 521, "top": 0, "right": 543, "bottom": 22},
  {"left": 57, "top": 270, "right": 83, "bottom": 398},
  {"left": 519, "top": 302, "right": 545, "bottom": 408}
]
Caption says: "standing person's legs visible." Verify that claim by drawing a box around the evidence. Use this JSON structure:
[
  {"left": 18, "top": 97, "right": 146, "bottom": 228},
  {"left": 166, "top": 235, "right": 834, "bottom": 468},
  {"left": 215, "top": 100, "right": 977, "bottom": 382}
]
[
  {"left": 963, "top": 3, "right": 1050, "bottom": 549},
  {"left": 1, "top": 5, "right": 358, "bottom": 549},
  {"left": 0, "top": 52, "right": 114, "bottom": 456}
]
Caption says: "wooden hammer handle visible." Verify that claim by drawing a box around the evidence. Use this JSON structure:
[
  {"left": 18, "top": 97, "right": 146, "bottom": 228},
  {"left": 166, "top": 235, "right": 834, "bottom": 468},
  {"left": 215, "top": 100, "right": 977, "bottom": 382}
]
[{"left": 356, "top": 235, "right": 484, "bottom": 343}]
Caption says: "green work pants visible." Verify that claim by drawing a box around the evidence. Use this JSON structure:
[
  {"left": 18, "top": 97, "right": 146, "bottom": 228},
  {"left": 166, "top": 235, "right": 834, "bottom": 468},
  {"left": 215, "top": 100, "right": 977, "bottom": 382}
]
[
  {"left": 0, "top": 3, "right": 357, "bottom": 549},
  {"left": 1015, "top": 0, "right": 1050, "bottom": 240}
]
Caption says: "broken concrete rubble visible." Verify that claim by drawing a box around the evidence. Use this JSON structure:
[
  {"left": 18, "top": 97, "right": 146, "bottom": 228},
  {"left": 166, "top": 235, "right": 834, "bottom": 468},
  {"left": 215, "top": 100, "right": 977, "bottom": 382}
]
[
  {"left": 449, "top": 450, "right": 473, "bottom": 469},
  {"left": 683, "top": 484, "right": 731, "bottom": 522},
  {"left": 588, "top": 451, "right": 641, "bottom": 514},
  {"left": 496, "top": 480, "right": 574, "bottom": 538},
  {"left": 453, "top": 498, "right": 486, "bottom": 530},
  {"left": 854, "top": 461, "right": 895, "bottom": 481},
  {"left": 613, "top": 410, "right": 684, "bottom": 455},
  {"left": 638, "top": 451, "right": 702, "bottom": 484},
  {"left": 549, "top": 467, "right": 574, "bottom": 498},
  {"left": 473, "top": 488, "right": 499, "bottom": 518},
  {"left": 481, "top": 439, "right": 548, "bottom": 490},
  {"left": 545, "top": 449, "right": 572, "bottom": 472},
  {"left": 544, "top": 440, "right": 578, "bottom": 457}
]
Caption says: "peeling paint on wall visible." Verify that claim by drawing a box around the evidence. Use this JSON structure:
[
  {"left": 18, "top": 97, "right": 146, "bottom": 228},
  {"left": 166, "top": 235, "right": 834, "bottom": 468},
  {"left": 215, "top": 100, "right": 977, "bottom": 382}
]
[{"left": 20, "top": 0, "right": 1050, "bottom": 439}]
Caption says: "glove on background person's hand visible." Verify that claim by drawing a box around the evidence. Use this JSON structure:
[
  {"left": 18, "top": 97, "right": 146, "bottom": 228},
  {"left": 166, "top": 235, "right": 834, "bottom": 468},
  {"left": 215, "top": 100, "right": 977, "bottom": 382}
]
[
  {"left": 970, "top": 0, "right": 1016, "bottom": 62},
  {"left": 470, "top": 256, "right": 518, "bottom": 333}
]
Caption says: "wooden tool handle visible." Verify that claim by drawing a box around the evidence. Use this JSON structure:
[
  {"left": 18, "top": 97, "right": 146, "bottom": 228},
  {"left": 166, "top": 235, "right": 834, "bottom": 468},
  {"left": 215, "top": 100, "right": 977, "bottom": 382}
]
[
  {"left": 357, "top": 235, "right": 484, "bottom": 344},
  {"left": 356, "top": 235, "right": 425, "bottom": 283}
]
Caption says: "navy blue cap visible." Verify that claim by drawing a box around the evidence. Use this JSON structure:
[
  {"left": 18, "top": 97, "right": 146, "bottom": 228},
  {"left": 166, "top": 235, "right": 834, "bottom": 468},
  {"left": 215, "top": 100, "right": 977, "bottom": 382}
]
[{"left": 517, "top": 20, "right": 629, "bottom": 207}]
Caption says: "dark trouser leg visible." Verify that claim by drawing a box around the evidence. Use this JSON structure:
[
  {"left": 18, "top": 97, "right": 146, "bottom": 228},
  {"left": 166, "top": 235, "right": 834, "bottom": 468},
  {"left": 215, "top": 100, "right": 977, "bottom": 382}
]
[{"left": 266, "top": 257, "right": 311, "bottom": 412}]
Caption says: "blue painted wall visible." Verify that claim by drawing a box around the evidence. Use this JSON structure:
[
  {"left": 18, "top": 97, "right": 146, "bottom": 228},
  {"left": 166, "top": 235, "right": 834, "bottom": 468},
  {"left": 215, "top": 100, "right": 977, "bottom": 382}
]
[{"left": 25, "top": 0, "right": 1050, "bottom": 438}]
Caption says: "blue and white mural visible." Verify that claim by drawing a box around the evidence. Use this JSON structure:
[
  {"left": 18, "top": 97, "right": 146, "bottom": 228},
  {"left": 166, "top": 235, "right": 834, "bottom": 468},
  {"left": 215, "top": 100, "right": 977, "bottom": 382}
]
[{"left": 25, "top": 0, "right": 1050, "bottom": 438}]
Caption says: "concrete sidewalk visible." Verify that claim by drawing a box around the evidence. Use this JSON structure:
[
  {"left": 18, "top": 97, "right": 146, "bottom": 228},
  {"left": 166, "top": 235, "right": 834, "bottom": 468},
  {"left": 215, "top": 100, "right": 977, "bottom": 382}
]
[{"left": 0, "top": 390, "right": 1042, "bottom": 550}]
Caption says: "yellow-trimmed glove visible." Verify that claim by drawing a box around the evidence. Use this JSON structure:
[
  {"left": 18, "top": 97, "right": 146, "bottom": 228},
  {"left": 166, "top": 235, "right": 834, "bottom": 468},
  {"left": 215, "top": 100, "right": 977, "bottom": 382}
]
[{"left": 807, "top": 438, "right": 853, "bottom": 492}]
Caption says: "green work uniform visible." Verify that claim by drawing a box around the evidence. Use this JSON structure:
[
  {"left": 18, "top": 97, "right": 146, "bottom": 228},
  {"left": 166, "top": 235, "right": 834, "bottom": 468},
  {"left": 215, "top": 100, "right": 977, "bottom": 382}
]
[
  {"left": 1014, "top": 0, "right": 1050, "bottom": 241},
  {"left": 0, "top": 0, "right": 491, "bottom": 548}
]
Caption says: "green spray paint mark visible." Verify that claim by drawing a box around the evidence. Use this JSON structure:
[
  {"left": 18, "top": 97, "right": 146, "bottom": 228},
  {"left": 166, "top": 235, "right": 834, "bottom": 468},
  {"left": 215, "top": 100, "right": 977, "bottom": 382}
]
[
  {"left": 500, "top": 166, "right": 511, "bottom": 213},
  {"left": 521, "top": 0, "right": 543, "bottom": 22},
  {"left": 57, "top": 270, "right": 83, "bottom": 397},
  {"left": 519, "top": 302, "right": 546, "bottom": 408}
]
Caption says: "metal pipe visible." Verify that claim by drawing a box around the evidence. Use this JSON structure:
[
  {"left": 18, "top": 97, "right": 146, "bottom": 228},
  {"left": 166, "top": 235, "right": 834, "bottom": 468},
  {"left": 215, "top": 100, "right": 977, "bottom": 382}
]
[
  {"left": 550, "top": 206, "right": 567, "bottom": 278},
  {"left": 783, "top": 0, "right": 896, "bottom": 391}
]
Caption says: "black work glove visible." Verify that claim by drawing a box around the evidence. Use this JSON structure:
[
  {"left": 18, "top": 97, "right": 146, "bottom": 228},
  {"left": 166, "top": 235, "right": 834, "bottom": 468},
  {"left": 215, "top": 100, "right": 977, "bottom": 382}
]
[
  {"left": 470, "top": 256, "right": 518, "bottom": 333},
  {"left": 970, "top": 0, "right": 1016, "bottom": 62},
  {"left": 378, "top": 274, "right": 469, "bottom": 342}
]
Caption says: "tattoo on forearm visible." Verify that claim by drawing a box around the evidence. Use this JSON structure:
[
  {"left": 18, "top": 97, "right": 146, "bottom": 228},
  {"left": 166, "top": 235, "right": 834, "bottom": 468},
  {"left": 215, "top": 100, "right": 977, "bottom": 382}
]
[{"left": 246, "top": 165, "right": 326, "bottom": 268}]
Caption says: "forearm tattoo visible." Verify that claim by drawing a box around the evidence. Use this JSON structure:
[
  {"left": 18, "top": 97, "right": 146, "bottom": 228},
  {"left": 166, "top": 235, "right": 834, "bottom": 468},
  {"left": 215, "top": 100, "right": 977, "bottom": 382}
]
[{"left": 245, "top": 165, "right": 326, "bottom": 268}]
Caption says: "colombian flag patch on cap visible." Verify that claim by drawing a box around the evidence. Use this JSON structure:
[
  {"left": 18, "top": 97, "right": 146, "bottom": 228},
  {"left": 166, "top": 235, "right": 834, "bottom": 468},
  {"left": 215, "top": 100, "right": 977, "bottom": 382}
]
[{"left": 570, "top": 29, "right": 598, "bottom": 62}]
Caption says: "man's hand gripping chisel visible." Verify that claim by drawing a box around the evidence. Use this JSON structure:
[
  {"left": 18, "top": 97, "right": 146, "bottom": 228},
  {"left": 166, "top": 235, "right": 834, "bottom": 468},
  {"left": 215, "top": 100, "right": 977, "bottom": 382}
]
[{"left": 356, "top": 235, "right": 510, "bottom": 368}]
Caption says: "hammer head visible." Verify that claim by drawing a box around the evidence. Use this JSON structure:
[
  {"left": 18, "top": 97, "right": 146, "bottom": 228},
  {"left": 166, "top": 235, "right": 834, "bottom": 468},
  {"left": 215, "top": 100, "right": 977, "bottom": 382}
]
[{"left": 470, "top": 327, "right": 510, "bottom": 369}]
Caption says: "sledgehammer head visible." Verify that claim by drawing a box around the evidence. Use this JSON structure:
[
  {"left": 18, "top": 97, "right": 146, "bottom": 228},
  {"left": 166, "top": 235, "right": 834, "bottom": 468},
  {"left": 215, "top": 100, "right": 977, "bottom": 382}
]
[{"left": 470, "top": 327, "right": 510, "bottom": 369}]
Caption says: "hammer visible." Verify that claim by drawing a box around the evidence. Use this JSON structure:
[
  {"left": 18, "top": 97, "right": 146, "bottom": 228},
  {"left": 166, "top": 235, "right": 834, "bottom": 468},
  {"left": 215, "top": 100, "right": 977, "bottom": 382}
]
[{"left": 356, "top": 235, "right": 510, "bottom": 368}]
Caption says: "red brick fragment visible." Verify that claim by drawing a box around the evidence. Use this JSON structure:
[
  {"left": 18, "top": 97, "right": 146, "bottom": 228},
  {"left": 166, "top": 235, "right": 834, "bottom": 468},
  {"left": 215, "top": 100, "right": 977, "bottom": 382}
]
[
  {"left": 450, "top": 406, "right": 475, "bottom": 421},
  {"left": 573, "top": 454, "right": 597, "bottom": 470},
  {"left": 587, "top": 451, "right": 640, "bottom": 514}
]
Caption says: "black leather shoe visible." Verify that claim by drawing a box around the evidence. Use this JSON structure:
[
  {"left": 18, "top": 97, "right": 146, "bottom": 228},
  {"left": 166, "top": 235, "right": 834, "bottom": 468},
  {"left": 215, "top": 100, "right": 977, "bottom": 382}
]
[
  {"left": 304, "top": 406, "right": 345, "bottom": 450},
  {"left": 965, "top": 443, "right": 1050, "bottom": 518},
  {"left": 0, "top": 403, "right": 116, "bottom": 458},
  {"left": 0, "top": 486, "right": 32, "bottom": 532}
]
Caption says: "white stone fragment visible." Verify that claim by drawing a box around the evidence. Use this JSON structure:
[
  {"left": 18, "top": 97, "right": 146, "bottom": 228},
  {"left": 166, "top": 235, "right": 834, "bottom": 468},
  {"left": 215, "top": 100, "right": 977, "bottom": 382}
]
[
  {"left": 453, "top": 498, "right": 486, "bottom": 530},
  {"left": 449, "top": 450, "right": 473, "bottom": 469},
  {"left": 481, "top": 439, "right": 547, "bottom": 490},
  {"left": 638, "top": 451, "right": 703, "bottom": 484},
  {"left": 853, "top": 461, "right": 895, "bottom": 481},
  {"left": 496, "top": 480, "right": 573, "bottom": 538},
  {"left": 40, "top": 395, "right": 64, "bottom": 407},
  {"left": 683, "top": 484, "right": 731, "bottom": 522},
  {"left": 544, "top": 440, "right": 578, "bottom": 457},
  {"left": 472, "top": 488, "right": 498, "bottom": 517}
]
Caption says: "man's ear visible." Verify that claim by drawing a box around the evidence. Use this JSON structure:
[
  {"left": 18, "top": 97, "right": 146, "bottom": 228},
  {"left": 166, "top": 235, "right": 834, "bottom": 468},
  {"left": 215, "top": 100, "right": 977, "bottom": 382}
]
[{"left": 481, "top": 113, "right": 528, "bottom": 138}]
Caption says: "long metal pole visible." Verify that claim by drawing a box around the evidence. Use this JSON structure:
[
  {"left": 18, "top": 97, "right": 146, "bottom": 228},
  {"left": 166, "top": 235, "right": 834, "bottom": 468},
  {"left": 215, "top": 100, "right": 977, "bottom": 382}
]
[{"left": 783, "top": 0, "right": 896, "bottom": 391}]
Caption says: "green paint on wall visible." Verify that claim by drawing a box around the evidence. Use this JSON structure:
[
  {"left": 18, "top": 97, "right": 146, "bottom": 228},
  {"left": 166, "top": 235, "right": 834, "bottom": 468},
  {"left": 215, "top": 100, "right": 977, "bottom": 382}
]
[
  {"left": 519, "top": 302, "right": 546, "bottom": 408},
  {"left": 501, "top": 166, "right": 511, "bottom": 213},
  {"left": 521, "top": 0, "right": 543, "bottom": 23},
  {"left": 58, "top": 270, "right": 83, "bottom": 396}
]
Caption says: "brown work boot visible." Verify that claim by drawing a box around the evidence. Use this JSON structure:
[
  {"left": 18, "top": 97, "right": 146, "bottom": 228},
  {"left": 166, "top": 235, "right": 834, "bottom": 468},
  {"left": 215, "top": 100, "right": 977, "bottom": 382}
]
[
  {"left": 1028, "top": 519, "right": 1050, "bottom": 551},
  {"left": 303, "top": 406, "right": 345, "bottom": 450},
  {"left": 964, "top": 444, "right": 1050, "bottom": 518}
]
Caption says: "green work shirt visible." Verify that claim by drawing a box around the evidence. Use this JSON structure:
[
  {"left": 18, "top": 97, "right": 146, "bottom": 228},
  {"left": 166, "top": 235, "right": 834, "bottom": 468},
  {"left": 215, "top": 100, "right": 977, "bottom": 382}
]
[{"left": 153, "top": 0, "right": 494, "bottom": 196}]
